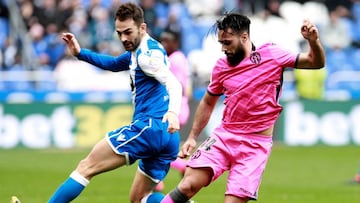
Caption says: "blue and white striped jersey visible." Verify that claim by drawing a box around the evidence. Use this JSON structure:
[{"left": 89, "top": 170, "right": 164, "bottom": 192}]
[{"left": 77, "top": 34, "right": 182, "bottom": 121}]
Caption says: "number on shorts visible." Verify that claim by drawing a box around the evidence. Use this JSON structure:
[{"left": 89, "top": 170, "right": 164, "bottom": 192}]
[{"left": 200, "top": 137, "right": 216, "bottom": 151}]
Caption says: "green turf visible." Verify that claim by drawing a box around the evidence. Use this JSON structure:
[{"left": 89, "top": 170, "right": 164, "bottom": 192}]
[{"left": 1, "top": 144, "right": 360, "bottom": 202}]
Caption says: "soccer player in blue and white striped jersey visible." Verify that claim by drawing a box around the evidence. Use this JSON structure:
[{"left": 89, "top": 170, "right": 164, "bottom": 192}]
[{"left": 48, "top": 3, "right": 182, "bottom": 203}]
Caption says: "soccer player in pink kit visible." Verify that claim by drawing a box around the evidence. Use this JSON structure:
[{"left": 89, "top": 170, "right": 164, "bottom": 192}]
[{"left": 161, "top": 12, "right": 325, "bottom": 203}]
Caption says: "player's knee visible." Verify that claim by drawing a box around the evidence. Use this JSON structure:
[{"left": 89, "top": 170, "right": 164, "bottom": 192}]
[
  {"left": 177, "top": 177, "right": 201, "bottom": 196},
  {"left": 76, "top": 158, "right": 95, "bottom": 179},
  {"left": 178, "top": 168, "right": 212, "bottom": 196}
]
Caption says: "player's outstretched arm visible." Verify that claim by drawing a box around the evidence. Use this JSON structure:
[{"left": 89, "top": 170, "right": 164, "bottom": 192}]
[{"left": 61, "top": 32, "right": 130, "bottom": 71}]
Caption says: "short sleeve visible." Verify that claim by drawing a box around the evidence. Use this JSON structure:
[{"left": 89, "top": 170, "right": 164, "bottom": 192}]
[{"left": 137, "top": 49, "right": 170, "bottom": 83}]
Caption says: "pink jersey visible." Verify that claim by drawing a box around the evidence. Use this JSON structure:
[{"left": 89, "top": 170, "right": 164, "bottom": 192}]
[{"left": 208, "top": 43, "right": 298, "bottom": 134}]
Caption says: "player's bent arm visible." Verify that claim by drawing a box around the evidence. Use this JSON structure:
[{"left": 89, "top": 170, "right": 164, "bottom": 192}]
[
  {"left": 77, "top": 49, "right": 131, "bottom": 72},
  {"left": 188, "top": 91, "right": 220, "bottom": 140},
  {"left": 138, "top": 50, "right": 183, "bottom": 115},
  {"left": 296, "top": 39, "right": 326, "bottom": 69}
]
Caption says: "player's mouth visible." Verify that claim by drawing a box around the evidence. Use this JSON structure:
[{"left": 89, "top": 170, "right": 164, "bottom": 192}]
[
  {"left": 123, "top": 42, "right": 133, "bottom": 50},
  {"left": 225, "top": 53, "right": 234, "bottom": 57}
]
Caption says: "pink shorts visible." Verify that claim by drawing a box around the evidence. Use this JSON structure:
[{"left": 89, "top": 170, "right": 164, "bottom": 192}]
[{"left": 187, "top": 126, "right": 273, "bottom": 200}]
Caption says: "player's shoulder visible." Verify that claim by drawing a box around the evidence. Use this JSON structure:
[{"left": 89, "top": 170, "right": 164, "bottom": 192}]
[
  {"left": 138, "top": 37, "right": 166, "bottom": 59},
  {"left": 141, "top": 35, "right": 165, "bottom": 52},
  {"left": 256, "top": 42, "right": 291, "bottom": 56},
  {"left": 256, "top": 42, "right": 277, "bottom": 51}
]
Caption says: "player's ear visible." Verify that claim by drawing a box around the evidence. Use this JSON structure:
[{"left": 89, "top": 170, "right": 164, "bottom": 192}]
[
  {"left": 140, "top": 23, "right": 147, "bottom": 33},
  {"left": 240, "top": 32, "right": 249, "bottom": 43}
]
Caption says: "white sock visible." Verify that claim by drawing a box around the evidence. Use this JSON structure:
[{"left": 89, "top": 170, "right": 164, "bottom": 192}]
[{"left": 70, "top": 171, "right": 89, "bottom": 187}]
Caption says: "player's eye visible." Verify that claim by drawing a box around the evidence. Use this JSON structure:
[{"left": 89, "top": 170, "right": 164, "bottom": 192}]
[
  {"left": 222, "top": 41, "right": 231, "bottom": 46},
  {"left": 124, "top": 31, "right": 132, "bottom": 35}
]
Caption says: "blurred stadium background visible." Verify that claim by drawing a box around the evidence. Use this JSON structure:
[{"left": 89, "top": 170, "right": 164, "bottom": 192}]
[{"left": 1, "top": 0, "right": 360, "bottom": 202}]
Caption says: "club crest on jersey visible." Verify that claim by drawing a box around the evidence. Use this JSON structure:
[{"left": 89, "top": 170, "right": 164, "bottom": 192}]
[{"left": 250, "top": 52, "right": 261, "bottom": 64}]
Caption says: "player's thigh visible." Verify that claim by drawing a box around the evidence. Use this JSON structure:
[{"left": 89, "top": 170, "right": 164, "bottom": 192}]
[
  {"left": 129, "top": 169, "right": 156, "bottom": 202},
  {"left": 76, "top": 138, "right": 126, "bottom": 178}
]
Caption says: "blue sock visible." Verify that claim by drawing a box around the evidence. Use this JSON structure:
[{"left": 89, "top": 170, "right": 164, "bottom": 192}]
[
  {"left": 48, "top": 171, "right": 89, "bottom": 203},
  {"left": 146, "top": 192, "right": 165, "bottom": 203}
]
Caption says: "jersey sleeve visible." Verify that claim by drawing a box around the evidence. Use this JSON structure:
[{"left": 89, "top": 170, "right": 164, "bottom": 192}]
[
  {"left": 269, "top": 44, "right": 298, "bottom": 69},
  {"left": 138, "top": 49, "right": 182, "bottom": 115},
  {"left": 77, "top": 49, "right": 131, "bottom": 72}
]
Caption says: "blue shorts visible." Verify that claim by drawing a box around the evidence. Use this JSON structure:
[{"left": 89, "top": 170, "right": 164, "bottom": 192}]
[{"left": 106, "top": 117, "right": 180, "bottom": 182}]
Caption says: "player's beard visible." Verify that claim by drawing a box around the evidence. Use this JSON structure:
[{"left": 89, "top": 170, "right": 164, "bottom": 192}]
[
  {"left": 123, "top": 31, "right": 141, "bottom": 51},
  {"left": 226, "top": 46, "right": 245, "bottom": 67}
]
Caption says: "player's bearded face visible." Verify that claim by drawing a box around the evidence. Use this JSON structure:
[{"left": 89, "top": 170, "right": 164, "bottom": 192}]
[
  {"left": 126, "top": 31, "right": 141, "bottom": 51},
  {"left": 219, "top": 29, "right": 245, "bottom": 66},
  {"left": 226, "top": 42, "right": 245, "bottom": 66}
]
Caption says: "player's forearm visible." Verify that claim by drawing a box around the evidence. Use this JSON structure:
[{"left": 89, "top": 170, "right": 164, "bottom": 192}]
[
  {"left": 307, "top": 39, "right": 326, "bottom": 68},
  {"left": 188, "top": 94, "right": 217, "bottom": 140}
]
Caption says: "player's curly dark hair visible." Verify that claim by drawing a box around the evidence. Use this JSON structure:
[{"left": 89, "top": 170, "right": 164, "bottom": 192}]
[
  {"left": 212, "top": 12, "right": 251, "bottom": 35},
  {"left": 115, "top": 2, "right": 144, "bottom": 26}
]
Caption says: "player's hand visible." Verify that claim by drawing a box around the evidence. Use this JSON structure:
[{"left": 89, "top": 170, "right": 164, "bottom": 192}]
[
  {"left": 162, "top": 111, "right": 180, "bottom": 133},
  {"left": 301, "top": 19, "right": 319, "bottom": 42},
  {"left": 178, "top": 137, "right": 197, "bottom": 159},
  {"left": 61, "top": 32, "right": 81, "bottom": 56}
]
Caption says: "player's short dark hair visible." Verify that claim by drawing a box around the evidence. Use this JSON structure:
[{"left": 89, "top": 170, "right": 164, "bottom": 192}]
[
  {"left": 214, "top": 12, "right": 251, "bottom": 35},
  {"left": 115, "top": 2, "right": 144, "bottom": 26}
]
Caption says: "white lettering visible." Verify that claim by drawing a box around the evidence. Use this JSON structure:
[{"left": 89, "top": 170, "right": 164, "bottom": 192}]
[
  {"left": 320, "top": 112, "right": 349, "bottom": 146},
  {"left": 21, "top": 114, "right": 51, "bottom": 148},
  {"left": 52, "top": 106, "right": 75, "bottom": 148},
  {"left": 0, "top": 106, "right": 21, "bottom": 148},
  {"left": 284, "top": 102, "right": 360, "bottom": 146},
  {"left": 285, "top": 102, "right": 319, "bottom": 146},
  {"left": 350, "top": 106, "right": 360, "bottom": 144}
]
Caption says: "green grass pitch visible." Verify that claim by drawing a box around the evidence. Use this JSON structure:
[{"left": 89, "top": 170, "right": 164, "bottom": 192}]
[{"left": 1, "top": 144, "right": 360, "bottom": 202}]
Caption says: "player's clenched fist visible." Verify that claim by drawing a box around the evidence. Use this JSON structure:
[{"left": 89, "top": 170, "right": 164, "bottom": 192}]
[
  {"left": 300, "top": 19, "right": 319, "bottom": 42},
  {"left": 61, "top": 32, "right": 81, "bottom": 56}
]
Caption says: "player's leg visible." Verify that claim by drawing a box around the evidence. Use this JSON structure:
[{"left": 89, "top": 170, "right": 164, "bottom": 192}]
[
  {"left": 155, "top": 158, "right": 187, "bottom": 192},
  {"left": 162, "top": 131, "right": 232, "bottom": 203},
  {"left": 223, "top": 134, "right": 273, "bottom": 203},
  {"left": 130, "top": 169, "right": 163, "bottom": 203},
  {"left": 48, "top": 138, "right": 126, "bottom": 203},
  {"left": 161, "top": 167, "right": 212, "bottom": 203},
  {"left": 136, "top": 119, "right": 181, "bottom": 203}
]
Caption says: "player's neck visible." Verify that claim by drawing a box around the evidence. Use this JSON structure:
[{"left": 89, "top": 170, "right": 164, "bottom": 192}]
[{"left": 244, "top": 41, "right": 254, "bottom": 58}]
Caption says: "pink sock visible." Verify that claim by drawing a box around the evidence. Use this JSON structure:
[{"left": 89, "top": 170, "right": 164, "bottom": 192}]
[
  {"left": 154, "top": 181, "right": 164, "bottom": 191},
  {"left": 160, "top": 194, "right": 174, "bottom": 203},
  {"left": 170, "top": 158, "right": 187, "bottom": 174}
]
